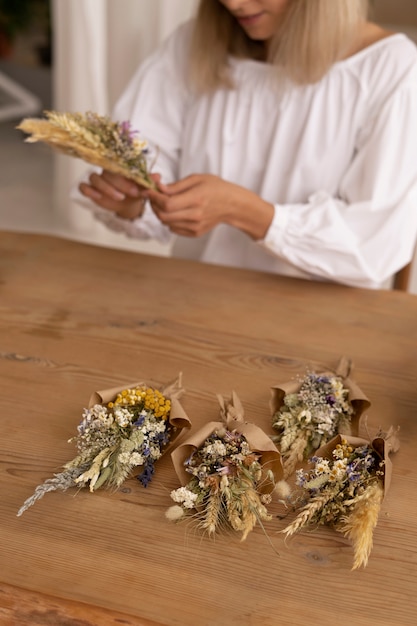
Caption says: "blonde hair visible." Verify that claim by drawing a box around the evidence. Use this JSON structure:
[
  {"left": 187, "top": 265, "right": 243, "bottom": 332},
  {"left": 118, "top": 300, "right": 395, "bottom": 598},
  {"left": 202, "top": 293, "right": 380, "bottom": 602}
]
[{"left": 189, "top": 0, "right": 369, "bottom": 91}]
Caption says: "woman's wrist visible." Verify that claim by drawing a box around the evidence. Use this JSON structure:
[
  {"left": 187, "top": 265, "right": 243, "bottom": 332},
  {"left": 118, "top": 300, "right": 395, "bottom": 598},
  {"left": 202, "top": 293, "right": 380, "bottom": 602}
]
[{"left": 226, "top": 189, "right": 275, "bottom": 240}]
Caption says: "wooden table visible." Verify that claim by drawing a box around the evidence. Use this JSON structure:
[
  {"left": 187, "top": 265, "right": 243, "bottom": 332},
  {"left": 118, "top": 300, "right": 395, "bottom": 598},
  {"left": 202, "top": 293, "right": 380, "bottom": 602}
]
[{"left": 1, "top": 231, "right": 416, "bottom": 626}]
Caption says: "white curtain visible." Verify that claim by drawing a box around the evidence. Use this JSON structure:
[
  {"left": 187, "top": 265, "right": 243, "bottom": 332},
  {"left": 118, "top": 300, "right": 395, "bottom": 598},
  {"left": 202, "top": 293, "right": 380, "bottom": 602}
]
[{"left": 51, "top": 0, "right": 196, "bottom": 254}]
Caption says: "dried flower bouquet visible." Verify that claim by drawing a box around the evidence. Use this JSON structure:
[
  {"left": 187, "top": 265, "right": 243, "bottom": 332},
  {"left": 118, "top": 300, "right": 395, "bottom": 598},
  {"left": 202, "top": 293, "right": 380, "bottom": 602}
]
[
  {"left": 167, "top": 392, "right": 283, "bottom": 541},
  {"left": 17, "top": 110, "right": 156, "bottom": 188},
  {"left": 271, "top": 357, "right": 370, "bottom": 478},
  {"left": 17, "top": 375, "right": 190, "bottom": 516},
  {"left": 282, "top": 429, "right": 399, "bottom": 569}
]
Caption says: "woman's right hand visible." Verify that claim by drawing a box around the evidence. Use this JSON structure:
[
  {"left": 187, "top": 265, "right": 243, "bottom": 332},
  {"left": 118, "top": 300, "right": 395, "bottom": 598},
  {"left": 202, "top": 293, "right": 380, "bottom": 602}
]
[{"left": 79, "top": 170, "right": 161, "bottom": 220}]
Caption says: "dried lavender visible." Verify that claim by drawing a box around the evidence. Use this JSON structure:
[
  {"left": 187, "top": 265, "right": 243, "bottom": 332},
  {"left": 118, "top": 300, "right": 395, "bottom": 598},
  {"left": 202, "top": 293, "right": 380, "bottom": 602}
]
[{"left": 17, "top": 466, "right": 87, "bottom": 517}]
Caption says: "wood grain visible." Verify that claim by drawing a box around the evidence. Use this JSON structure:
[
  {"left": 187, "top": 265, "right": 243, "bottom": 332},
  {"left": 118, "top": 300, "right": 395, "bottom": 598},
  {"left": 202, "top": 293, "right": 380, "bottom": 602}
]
[
  {"left": 1, "top": 232, "right": 417, "bottom": 626},
  {"left": 0, "top": 581, "right": 158, "bottom": 625}
]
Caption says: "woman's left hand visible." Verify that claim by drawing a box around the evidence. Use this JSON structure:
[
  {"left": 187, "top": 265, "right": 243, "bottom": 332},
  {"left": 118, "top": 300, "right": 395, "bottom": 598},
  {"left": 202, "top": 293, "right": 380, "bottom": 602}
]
[{"left": 144, "top": 174, "right": 274, "bottom": 240}]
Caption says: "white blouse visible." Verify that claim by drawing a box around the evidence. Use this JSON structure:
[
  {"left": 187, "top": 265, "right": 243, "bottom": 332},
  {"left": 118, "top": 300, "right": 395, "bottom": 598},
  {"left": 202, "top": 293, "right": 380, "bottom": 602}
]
[{"left": 79, "top": 21, "right": 417, "bottom": 289}]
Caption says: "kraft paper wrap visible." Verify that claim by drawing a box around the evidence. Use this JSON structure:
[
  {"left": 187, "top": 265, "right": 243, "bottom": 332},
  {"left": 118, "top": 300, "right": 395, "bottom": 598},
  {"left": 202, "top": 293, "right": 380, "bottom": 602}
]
[
  {"left": 171, "top": 391, "right": 283, "bottom": 493},
  {"left": 313, "top": 429, "right": 400, "bottom": 497},
  {"left": 89, "top": 373, "right": 191, "bottom": 448},
  {"left": 270, "top": 356, "right": 370, "bottom": 436}
]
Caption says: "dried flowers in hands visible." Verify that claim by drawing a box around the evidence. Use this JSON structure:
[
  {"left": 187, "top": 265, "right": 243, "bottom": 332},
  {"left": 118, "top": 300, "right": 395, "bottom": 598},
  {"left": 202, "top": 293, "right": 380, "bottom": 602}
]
[
  {"left": 282, "top": 429, "right": 400, "bottom": 569},
  {"left": 17, "top": 375, "right": 190, "bottom": 516},
  {"left": 17, "top": 110, "right": 156, "bottom": 189},
  {"left": 271, "top": 357, "right": 370, "bottom": 478},
  {"left": 167, "top": 392, "right": 283, "bottom": 541}
]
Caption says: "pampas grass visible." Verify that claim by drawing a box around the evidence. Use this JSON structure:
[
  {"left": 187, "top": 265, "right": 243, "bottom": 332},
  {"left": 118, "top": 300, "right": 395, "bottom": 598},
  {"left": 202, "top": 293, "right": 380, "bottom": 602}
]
[{"left": 337, "top": 480, "right": 384, "bottom": 569}]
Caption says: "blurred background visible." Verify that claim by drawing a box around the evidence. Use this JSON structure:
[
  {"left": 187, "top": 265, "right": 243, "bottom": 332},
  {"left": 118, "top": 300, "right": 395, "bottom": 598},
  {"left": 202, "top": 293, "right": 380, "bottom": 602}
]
[{"left": 0, "top": 0, "right": 416, "bottom": 290}]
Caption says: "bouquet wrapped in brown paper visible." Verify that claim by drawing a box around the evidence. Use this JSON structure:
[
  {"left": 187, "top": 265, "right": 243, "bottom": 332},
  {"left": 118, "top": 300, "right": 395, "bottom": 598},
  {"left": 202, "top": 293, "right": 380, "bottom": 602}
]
[
  {"left": 281, "top": 428, "right": 400, "bottom": 569},
  {"left": 270, "top": 357, "right": 370, "bottom": 478},
  {"left": 17, "top": 110, "right": 157, "bottom": 189},
  {"left": 167, "top": 392, "right": 283, "bottom": 541},
  {"left": 17, "top": 374, "right": 190, "bottom": 516}
]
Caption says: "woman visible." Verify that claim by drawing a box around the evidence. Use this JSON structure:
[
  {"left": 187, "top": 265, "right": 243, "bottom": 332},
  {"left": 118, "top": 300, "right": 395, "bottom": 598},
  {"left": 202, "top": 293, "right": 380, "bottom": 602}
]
[{"left": 76, "top": 0, "right": 417, "bottom": 289}]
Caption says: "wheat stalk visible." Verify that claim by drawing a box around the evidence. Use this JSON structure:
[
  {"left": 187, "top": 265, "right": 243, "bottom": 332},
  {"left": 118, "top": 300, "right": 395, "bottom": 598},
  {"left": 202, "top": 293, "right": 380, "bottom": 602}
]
[
  {"left": 200, "top": 490, "right": 222, "bottom": 536},
  {"left": 282, "top": 434, "right": 308, "bottom": 479},
  {"left": 282, "top": 491, "right": 333, "bottom": 537}
]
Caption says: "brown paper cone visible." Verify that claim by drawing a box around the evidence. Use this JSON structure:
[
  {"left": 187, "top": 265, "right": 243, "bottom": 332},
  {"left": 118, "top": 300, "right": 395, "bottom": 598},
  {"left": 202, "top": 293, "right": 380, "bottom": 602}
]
[
  {"left": 313, "top": 429, "right": 400, "bottom": 497},
  {"left": 270, "top": 356, "right": 370, "bottom": 437},
  {"left": 171, "top": 391, "right": 283, "bottom": 493}
]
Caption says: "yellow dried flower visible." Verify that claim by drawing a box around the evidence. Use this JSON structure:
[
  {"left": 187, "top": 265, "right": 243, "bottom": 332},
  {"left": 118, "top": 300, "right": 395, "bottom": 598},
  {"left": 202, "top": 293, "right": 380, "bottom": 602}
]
[{"left": 113, "top": 386, "right": 171, "bottom": 419}]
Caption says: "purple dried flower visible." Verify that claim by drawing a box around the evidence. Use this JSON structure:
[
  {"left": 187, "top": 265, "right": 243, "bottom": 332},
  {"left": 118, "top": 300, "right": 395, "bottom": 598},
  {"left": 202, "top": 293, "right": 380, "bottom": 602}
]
[{"left": 137, "top": 461, "right": 155, "bottom": 487}]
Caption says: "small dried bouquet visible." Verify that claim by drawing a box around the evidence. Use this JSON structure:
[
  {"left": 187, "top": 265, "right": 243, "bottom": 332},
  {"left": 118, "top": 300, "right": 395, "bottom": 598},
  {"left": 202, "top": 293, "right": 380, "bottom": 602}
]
[
  {"left": 271, "top": 357, "right": 370, "bottom": 478},
  {"left": 167, "top": 392, "right": 283, "bottom": 541},
  {"left": 282, "top": 429, "right": 399, "bottom": 569},
  {"left": 18, "top": 375, "right": 190, "bottom": 516},
  {"left": 17, "top": 110, "right": 156, "bottom": 188}
]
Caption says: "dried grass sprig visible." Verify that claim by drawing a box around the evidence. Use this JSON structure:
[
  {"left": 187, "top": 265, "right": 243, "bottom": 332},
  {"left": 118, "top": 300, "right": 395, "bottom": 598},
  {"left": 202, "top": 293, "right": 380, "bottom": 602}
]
[
  {"left": 16, "top": 466, "right": 87, "bottom": 517},
  {"left": 17, "top": 110, "right": 157, "bottom": 189}
]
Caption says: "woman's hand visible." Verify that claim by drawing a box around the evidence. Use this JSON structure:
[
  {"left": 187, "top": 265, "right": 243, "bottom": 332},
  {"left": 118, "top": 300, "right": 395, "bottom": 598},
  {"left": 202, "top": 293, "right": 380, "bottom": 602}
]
[
  {"left": 79, "top": 170, "right": 161, "bottom": 220},
  {"left": 144, "top": 174, "right": 274, "bottom": 240}
]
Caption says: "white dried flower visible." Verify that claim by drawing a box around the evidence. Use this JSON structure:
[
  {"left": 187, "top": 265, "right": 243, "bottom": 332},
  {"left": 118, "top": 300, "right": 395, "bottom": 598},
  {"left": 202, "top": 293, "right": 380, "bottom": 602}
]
[{"left": 170, "top": 487, "right": 198, "bottom": 509}]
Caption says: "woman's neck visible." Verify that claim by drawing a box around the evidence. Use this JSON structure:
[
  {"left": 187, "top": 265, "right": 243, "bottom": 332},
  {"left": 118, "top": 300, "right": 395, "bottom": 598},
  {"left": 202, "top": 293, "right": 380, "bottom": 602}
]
[{"left": 346, "top": 21, "right": 396, "bottom": 58}]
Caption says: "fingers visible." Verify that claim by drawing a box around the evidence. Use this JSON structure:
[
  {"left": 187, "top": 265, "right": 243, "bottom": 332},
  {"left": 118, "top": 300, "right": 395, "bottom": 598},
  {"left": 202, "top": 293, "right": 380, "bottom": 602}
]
[
  {"left": 168, "top": 219, "right": 209, "bottom": 238},
  {"left": 79, "top": 181, "right": 145, "bottom": 219},
  {"left": 80, "top": 169, "right": 149, "bottom": 202},
  {"left": 79, "top": 179, "right": 125, "bottom": 209},
  {"left": 159, "top": 174, "right": 203, "bottom": 196},
  {"left": 144, "top": 179, "right": 209, "bottom": 236},
  {"left": 79, "top": 171, "right": 149, "bottom": 220},
  {"left": 150, "top": 172, "right": 162, "bottom": 186},
  {"left": 92, "top": 171, "right": 144, "bottom": 200},
  {"left": 145, "top": 186, "right": 199, "bottom": 215}
]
